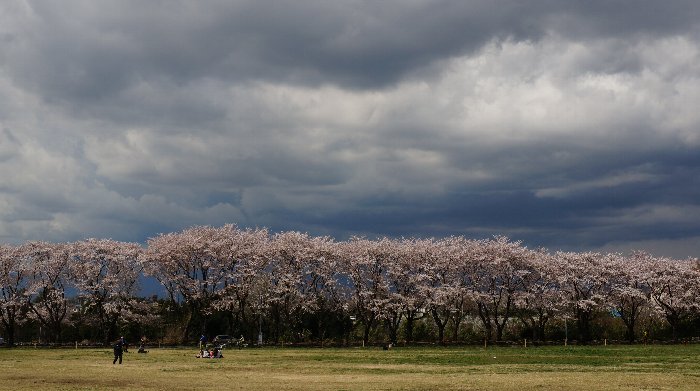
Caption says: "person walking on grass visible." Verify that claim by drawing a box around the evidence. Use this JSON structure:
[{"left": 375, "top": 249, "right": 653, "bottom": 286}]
[{"left": 113, "top": 338, "right": 124, "bottom": 364}]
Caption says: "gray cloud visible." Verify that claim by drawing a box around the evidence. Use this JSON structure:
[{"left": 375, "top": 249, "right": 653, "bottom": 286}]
[{"left": 0, "top": 1, "right": 699, "bottom": 258}]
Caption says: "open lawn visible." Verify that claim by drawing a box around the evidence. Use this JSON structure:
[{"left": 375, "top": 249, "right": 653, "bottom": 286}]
[{"left": 1, "top": 345, "right": 699, "bottom": 390}]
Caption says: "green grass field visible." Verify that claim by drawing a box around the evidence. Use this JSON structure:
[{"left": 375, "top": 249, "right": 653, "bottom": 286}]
[{"left": 1, "top": 345, "right": 699, "bottom": 390}]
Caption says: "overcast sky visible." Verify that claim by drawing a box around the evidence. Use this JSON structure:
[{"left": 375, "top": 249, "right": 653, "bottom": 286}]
[{"left": 1, "top": 0, "right": 699, "bottom": 258}]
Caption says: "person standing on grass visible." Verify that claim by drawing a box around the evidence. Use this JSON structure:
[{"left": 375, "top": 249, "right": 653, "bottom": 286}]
[
  {"left": 120, "top": 336, "right": 129, "bottom": 352},
  {"left": 113, "top": 338, "right": 124, "bottom": 364},
  {"left": 199, "top": 334, "right": 207, "bottom": 350}
]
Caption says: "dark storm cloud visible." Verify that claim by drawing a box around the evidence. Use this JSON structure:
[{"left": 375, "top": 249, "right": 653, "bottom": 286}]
[
  {"left": 5, "top": 1, "right": 539, "bottom": 95},
  {"left": 8, "top": 0, "right": 698, "bottom": 100},
  {"left": 550, "top": 1, "right": 700, "bottom": 39},
  {"left": 1, "top": 1, "right": 699, "bottom": 258}
]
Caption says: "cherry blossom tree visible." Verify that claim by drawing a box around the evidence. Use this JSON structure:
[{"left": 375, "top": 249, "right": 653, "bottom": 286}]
[
  {"left": 340, "top": 237, "right": 393, "bottom": 346},
  {"left": 422, "top": 237, "right": 463, "bottom": 345},
  {"left": 643, "top": 255, "right": 700, "bottom": 340},
  {"left": 514, "top": 249, "right": 561, "bottom": 342},
  {"left": 606, "top": 252, "right": 650, "bottom": 343},
  {"left": 383, "top": 238, "right": 432, "bottom": 345},
  {"left": 69, "top": 239, "right": 143, "bottom": 344},
  {"left": 294, "top": 235, "right": 344, "bottom": 343},
  {"left": 210, "top": 226, "right": 270, "bottom": 341},
  {"left": 265, "top": 231, "right": 340, "bottom": 342},
  {"left": 0, "top": 245, "right": 29, "bottom": 347},
  {"left": 21, "top": 241, "right": 71, "bottom": 343},
  {"left": 554, "top": 251, "right": 611, "bottom": 343},
  {"left": 446, "top": 236, "right": 485, "bottom": 342},
  {"left": 141, "top": 225, "right": 241, "bottom": 341},
  {"left": 467, "top": 237, "right": 533, "bottom": 342}
]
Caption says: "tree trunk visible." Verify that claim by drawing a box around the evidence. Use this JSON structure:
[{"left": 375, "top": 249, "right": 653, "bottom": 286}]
[
  {"left": 494, "top": 297, "right": 512, "bottom": 342},
  {"left": 385, "top": 312, "right": 402, "bottom": 345},
  {"left": 405, "top": 313, "right": 415, "bottom": 344},
  {"left": 536, "top": 310, "right": 549, "bottom": 342},
  {"left": 495, "top": 322, "right": 505, "bottom": 342},
  {"left": 431, "top": 309, "right": 448, "bottom": 345},
  {"left": 6, "top": 326, "right": 15, "bottom": 347},
  {"left": 181, "top": 306, "right": 194, "bottom": 344},
  {"left": 362, "top": 322, "right": 372, "bottom": 345},
  {"left": 1, "top": 318, "right": 15, "bottom": 347},
  {"left": 666, "top": 312, "right": 680, "bottom": 342},
  {"left": 360, "top": 312, "right": 375, "bottom": 346},
  {"left": 451, "top": 315, "right": 462, "bottom": 342},
  {"left": 620, "top": 310, "right": 637, "bottom": 343},
  {"left": 576, "top": 309, "right": 591, "bottom": 343},
  {"left": 477, "top": 303, "right": 493, "bottom": 342}
]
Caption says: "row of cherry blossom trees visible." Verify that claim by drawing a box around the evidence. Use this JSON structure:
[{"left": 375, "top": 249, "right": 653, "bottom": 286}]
[
  {"left": 1, "top": 225, "right": 699, "bottom": 347},
  {"left": 0, "top": 239, "right": 153, "bottom": 346}
]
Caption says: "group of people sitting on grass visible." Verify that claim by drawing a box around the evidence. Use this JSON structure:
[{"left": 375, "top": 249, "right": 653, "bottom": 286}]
[{"left": 196, "top": 347, "right": 223, "bottom": 359}]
